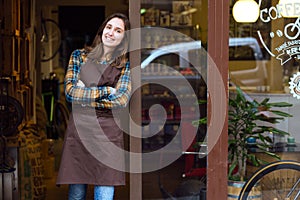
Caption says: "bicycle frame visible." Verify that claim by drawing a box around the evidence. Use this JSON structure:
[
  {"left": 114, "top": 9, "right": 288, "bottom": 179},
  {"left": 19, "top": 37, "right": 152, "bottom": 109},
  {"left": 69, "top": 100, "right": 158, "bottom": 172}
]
[{"left": 42, "top": 91, "right": 55, "bottom": 122}]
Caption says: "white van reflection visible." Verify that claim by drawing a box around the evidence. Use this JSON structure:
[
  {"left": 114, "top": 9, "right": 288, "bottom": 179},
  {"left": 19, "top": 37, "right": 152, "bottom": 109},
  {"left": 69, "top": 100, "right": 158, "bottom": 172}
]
[
  {"left": 229, "top": 37, "right": 268, "bottom": 89},
  {"left": 141, "top": 37, "right": 266, "bottom": 90},
  {"left": 140, "top": 40, "right": 206, "bottom": 99},
  {"left": 141, "top": 41, "right": 202, "bottom": 70}
]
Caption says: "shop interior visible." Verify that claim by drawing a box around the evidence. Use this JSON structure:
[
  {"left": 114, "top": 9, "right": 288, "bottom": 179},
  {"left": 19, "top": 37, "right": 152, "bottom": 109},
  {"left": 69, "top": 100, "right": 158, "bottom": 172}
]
[{"left": 1, "top": 0, "right": 300, "bottom": 199}]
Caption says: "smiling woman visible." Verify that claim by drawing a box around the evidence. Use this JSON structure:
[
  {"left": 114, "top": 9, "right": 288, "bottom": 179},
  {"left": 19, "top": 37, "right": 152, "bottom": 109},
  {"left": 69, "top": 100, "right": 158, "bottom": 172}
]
[
  {"left": 56, "top": 13, "right": 131, "bottom": 200},
  {"left": 101, "top": 18, "right": 125, "bottom": 59}
]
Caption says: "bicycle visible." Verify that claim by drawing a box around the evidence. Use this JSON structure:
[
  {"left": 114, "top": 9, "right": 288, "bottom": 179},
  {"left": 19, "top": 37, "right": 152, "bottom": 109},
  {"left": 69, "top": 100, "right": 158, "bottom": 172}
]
[
  {"left": 239, "top": 160, "right": 300, "bottom": 200},
  {"left": 42, "top": 78, "right": 69, "bottom": 139},
  {"left": 0, "top": 77, "right": 24, "bottom": 137},
  {"left": 40, "top": 15, "right": 62, "bottom": 62},
  {"left": 0, "top": 77, "right": 22, "bottom": 199}
]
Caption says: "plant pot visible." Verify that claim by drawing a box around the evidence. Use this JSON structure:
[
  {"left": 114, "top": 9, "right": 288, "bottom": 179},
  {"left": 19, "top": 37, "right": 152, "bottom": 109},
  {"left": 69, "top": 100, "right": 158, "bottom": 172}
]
[{"left": 228, "top": 180, "right": 261, "bottom": 200}]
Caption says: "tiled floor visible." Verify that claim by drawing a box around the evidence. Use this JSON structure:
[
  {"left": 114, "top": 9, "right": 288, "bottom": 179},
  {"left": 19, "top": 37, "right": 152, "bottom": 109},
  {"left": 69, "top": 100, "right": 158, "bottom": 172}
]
[{"left": 43, "top": 157, "right": 203, "bottom": 200}]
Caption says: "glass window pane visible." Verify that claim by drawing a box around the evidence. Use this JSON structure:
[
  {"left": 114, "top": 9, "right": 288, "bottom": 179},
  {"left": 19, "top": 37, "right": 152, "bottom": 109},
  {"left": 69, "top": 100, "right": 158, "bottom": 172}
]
[
  {"left": 229, "top": 1, "right": 300, "bottom": 199},
  {"left": 141, "top": 0, "right": 207, "bottom": 199}
]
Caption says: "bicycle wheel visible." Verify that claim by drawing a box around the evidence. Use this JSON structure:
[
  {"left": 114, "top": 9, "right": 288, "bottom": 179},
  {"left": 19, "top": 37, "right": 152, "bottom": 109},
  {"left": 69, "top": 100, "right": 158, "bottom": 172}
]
[
  {"left": 0, "top": 95, "right": 24, "bottom": 136},
  {"left": 41, "top": 18, "right": 61, "bottom": 62},
  {"left": 239, "top": 160, "right": 300, "bottom": 200},
  {"left": 53, "top": 101, "right": 69, "bottom": 139}
]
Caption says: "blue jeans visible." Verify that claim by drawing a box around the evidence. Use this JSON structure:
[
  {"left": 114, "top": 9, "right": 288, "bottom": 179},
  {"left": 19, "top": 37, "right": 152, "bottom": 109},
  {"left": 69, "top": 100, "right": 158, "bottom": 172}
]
[{"left": 68, "top": 184, "right": 114, "bottom": 200}]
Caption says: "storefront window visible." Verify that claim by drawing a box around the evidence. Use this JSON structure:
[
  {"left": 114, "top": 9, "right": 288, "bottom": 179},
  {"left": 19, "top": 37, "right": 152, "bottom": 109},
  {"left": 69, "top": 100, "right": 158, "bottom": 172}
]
[
  {"left": 229, "top": 0, "right": 300, "bottom": 199},
  {"left": 140, "top": 0, "right": 207, "bottom": 199}
]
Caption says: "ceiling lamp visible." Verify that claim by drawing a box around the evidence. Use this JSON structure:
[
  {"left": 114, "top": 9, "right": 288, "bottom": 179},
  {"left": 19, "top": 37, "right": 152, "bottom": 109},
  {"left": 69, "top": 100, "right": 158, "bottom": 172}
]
[
  {"left": 278, "top": 0, "right": 300, "bottom": 18},
  {"left": 233, "top": 0, "right": 260, "bottom": 23}
]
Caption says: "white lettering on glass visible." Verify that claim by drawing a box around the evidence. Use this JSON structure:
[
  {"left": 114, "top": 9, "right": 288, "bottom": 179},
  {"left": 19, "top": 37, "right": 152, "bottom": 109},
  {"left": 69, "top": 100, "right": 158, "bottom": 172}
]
[{"left": 257, "top": 1, "right": 300, "bottom": 65}]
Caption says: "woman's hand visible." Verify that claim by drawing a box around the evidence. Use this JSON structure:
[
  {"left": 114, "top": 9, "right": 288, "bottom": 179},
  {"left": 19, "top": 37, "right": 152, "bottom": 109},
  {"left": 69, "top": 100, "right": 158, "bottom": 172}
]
[
  {"left": 109, "top": 87, "right": 117, "bottom": 95},
  {"left": 77, "top": 80, "right": 85, "bottom": 87}
]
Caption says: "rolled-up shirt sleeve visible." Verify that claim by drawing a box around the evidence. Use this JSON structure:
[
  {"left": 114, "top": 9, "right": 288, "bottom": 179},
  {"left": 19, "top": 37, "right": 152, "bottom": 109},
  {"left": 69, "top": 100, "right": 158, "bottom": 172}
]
[{"left": 64, "top": 49, "right": 111, "bottom": 105}]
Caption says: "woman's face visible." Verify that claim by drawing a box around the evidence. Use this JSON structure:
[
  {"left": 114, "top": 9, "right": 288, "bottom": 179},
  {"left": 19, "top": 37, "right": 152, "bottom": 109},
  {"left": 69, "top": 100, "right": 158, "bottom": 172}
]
[{"left": 102, "top": 17, "right": 125, "bottom": 51}]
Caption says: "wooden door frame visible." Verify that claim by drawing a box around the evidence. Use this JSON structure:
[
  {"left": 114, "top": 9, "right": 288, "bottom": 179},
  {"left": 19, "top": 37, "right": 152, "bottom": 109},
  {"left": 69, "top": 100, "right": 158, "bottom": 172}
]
[
  {"left": 128, "top": 0, "right": 229, "bottom": 199},
  {"left": 207, "top": 0, "right": 229, "bottom": 199},
  {"left": 129, "top": 1, "right": 142, "bottom": 200}
]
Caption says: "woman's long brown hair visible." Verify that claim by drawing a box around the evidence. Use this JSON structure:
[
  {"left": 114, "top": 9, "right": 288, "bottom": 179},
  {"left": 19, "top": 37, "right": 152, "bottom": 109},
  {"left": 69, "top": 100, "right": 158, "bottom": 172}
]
[{"left": 85, "top": 13, "right": 130, "bottom": 68}]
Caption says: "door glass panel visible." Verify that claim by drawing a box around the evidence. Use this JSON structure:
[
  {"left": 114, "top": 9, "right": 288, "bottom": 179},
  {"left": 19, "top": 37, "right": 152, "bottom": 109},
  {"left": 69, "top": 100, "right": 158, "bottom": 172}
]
[
  {"left": 229, "top": 0, "right": 300, "bottom": 198},
  {"left": 140, "top": 0, "right": 207, "bottom": 199}
]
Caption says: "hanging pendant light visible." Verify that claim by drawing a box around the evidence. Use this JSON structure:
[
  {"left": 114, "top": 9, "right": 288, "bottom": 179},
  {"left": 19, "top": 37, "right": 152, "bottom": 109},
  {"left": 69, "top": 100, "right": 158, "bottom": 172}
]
[
  {"left": 233, "top": 0, "right": 260, "bottom": 23},
  {"left": 278, "top": 0, "right": 300, "bottom": 18}
]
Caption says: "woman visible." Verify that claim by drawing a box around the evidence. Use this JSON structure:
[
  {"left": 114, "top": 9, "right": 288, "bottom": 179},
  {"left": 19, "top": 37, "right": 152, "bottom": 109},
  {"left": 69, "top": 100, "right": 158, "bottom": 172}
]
[{"left": 56, "top": 13, "right": 131, "bottom": 200}]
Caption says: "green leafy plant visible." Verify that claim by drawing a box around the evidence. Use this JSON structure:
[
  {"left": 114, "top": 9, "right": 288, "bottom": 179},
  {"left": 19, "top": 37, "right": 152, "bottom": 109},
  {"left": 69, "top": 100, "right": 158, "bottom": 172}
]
[
  {"left": 228, "top": 87, "right": 293, "bottom": 181},
  {"left": 192, "top": 87, "right": 293, "bottom": 181}
]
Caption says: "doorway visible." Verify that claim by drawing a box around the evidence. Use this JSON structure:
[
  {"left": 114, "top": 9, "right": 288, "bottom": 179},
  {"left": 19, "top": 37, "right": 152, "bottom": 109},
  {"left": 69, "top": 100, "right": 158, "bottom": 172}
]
[{"left": 58, "top": 6, "right": 105, "bottom": 69}]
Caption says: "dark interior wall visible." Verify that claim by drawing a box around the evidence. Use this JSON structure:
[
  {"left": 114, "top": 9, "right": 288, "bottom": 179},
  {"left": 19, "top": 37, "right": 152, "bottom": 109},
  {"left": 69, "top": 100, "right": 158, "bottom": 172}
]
[
  {"left": 59, "top": 6, "right": 105, "bottom": 40},
  {"left": 39, "top": 1, "right": 128, "bottom": 73},
  {"left": 58, "top": 6, "right": 105, "bottom": 68}
]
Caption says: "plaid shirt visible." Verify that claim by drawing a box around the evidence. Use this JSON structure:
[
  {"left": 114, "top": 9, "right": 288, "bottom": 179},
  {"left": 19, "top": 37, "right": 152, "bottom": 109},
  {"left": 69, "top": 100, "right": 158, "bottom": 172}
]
[{"left": 64, "top": 49, "right": 131, "bottom": 109}]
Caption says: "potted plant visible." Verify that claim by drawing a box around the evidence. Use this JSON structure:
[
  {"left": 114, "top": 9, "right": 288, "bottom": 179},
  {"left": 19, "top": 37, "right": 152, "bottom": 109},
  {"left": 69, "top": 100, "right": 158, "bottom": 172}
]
[
  {"left": 228, "top": 86, "right": 293, "bottom": 181},
  {"left": 192, "top": 86, "right": 293, "bottom": 198}
]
